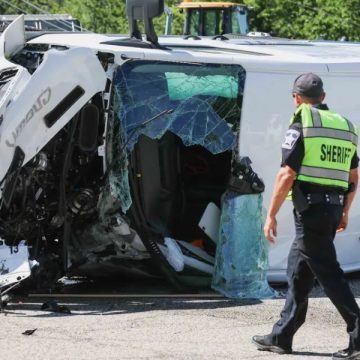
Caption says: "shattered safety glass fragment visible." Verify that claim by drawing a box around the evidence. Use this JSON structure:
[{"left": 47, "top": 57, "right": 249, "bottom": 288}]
[
  {"left": 114, "top": 60, "right": 245, "bottom": 154},
  {"left": 103, "top": 91, "right": 132, "bottom": 213},
  {"left": 212, "top": 193, "right": 278, "bottom": 299}
]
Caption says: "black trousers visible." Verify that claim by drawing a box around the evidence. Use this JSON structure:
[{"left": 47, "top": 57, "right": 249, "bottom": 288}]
[{"left": 270, "top": 204, "right": 360, "bottom": 350}]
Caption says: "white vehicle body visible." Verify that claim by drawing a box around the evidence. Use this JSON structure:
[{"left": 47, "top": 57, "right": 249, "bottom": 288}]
[
  {"left": 0, "top": 240, "right": 31, "bottom": 289},
  {"left": 0, "top": 15, "right": 360, "bottom": 289}
]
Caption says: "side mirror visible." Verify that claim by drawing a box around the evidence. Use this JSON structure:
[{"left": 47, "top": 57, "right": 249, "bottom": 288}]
[{"left": 126, "top": 0, "right": 164, "bottom": 45}]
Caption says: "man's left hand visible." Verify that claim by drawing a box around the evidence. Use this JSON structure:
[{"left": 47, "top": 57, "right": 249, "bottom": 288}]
[{"left": 337, "top": 212, "right": 349, "bottom": 232}]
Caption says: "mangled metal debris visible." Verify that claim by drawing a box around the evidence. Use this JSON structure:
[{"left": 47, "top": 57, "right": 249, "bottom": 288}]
[
  {"left": 22, "top": 329, "right": 37, "bottom": 336},
  {"left": 0, "top": 240, "right": 31, "bottom": 289}
]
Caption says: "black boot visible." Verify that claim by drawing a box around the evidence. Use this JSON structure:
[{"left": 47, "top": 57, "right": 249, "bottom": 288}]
[
  {"left": 252, "top": 335, "right": 292, "bottom": 355},
  {"left": 332, "top": 348, "right": 360, "bottom": 359}
]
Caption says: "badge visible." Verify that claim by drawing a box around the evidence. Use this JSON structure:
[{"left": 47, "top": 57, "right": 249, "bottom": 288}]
[{"left": 282, "top": 129, "right": 300, "bottom": 149}]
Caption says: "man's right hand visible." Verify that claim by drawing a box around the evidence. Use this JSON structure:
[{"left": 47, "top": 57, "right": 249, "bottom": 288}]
[
  {"left": 263, "top": 166, "right": 296, "bottom": 245},
  {"left": 264, "top": 215, "right": 277, "bottom": 244},
  {"left": 337, "top": 211, "right": 349, "bottom": 232}
]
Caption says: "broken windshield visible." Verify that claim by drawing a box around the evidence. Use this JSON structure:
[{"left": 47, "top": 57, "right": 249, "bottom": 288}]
[
  {"left": 111, "top": 60, "right": 245, "bottom": 212},
  {"left": 114, "top": 60, "right": 245, "bottom": 154}
]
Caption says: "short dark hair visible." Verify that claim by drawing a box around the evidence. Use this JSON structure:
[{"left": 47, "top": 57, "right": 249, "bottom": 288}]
[{"left": 298, "top": 94, "right": 324, "bottom": 105}]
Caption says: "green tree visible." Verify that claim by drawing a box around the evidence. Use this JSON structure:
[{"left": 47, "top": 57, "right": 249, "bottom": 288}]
[
  {"left": 4, "top": 0, "right": 360, "bottom": 41},
  {"left": 62, "top": 0, "right": 185, "bottom": 35},
  {"left": 62, "top": 0, "right": 126, "bottom": 33},
  {"left": 0, "top": 0, "right": 60, "bottom": 14},
  {"left": 247, "top": 0, "right": 360, "bottom": 41}
]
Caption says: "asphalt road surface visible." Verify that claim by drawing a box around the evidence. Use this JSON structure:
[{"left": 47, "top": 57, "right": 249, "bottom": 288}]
[{"left": 1, "top": 276, "right": 360, "bottom": 360}]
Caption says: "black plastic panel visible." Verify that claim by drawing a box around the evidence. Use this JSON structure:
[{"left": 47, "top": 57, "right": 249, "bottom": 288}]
[{"left": 44, "top": 86, "right": 85, "bottom": 128}]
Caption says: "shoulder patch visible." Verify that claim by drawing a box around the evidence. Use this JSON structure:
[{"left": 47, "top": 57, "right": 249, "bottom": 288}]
[{"left": 282, "top": 129, "right": 301, "bottom": 150}]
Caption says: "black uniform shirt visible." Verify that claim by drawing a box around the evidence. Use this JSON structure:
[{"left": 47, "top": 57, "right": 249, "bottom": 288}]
[{"left": 281, "top": 104, "right": 359, "bottom": 192}]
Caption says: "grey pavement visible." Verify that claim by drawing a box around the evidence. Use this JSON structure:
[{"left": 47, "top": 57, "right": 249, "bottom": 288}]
[{"left": 0, "top": 278, "right": 359, "bottom": 360}]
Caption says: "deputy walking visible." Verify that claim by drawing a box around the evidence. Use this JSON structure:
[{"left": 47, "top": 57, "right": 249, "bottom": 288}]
[{"left": 252, "top": 73, "right": 360, "bottom": 359}]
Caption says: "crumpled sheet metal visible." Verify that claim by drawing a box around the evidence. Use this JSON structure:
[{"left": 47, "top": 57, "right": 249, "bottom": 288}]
[
  {"left": 0, "top": 240, "right": 31, "bottom": 289},
  {"left": 212, "top": 192, "right": 277, "bottom": 299}
]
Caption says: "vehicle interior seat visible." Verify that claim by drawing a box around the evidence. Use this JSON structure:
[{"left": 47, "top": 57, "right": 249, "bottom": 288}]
[{"left": 132, "top": 132, "right": 184, "bottom": 237}]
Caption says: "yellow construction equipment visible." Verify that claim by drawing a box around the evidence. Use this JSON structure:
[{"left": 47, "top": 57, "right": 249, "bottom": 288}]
[{"left": 178, "top": 1, "right": 250, "bottom": 36}]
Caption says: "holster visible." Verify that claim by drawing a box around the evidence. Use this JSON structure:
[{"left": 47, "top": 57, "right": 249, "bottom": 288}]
[{"left": 292, "top": 182, "right": 309, "bottom": 213}]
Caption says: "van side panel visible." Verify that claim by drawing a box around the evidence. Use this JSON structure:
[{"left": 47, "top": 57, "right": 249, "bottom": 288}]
[{"left": 239, "top": 70, "right": 360, "bottom": 279}]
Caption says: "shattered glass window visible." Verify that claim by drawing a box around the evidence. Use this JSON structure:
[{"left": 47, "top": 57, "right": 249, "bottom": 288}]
[
  {"left": 100, "top": 90, "right": 132, "bottom": 214},
  {"left": 113, "top": 60, "right": 245, "bottom": 155}
]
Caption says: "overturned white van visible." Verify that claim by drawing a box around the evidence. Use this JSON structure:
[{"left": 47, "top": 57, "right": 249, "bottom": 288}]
[{"left": 1, "top": 4, "right": 360, "bottom": 293}]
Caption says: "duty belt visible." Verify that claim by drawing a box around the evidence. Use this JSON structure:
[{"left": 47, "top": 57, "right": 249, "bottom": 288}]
[{"left": 305, "top": 193, "right": 345, "bottom": 206}]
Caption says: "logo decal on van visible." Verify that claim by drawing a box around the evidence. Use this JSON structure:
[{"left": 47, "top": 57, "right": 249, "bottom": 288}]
[{"left": 5, "top": 87, "right": 51, "bottom": 148}]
